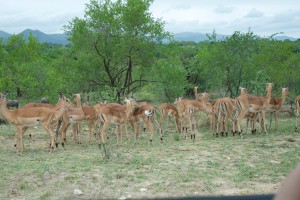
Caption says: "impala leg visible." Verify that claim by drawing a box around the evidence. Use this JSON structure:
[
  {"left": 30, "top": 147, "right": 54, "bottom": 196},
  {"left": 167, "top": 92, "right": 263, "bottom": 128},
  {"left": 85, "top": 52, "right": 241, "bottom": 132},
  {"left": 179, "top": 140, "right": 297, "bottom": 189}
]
[
  {"left": 144, "top": 118, "right": 154, "bottom": 145},
  {"left": 131, "top": 122, "right": 139, "bottom": 145},
  {"left": 15, "top": 128, "right": 21, "bottom": 155},
  {"left": 158, "top": 112, "right": 167, "bottom": 133},
  {"left": 43, "top": 124, "right": 56, "bottom": 152},
  {"left": 261, "top": 111, "right": 268, "bottom": 135},
  {"left": 275, "top": 110, "right": 279, "bottom": 131},
  {"left": 99, "top": 121, "right": 111, "bottom": 158},
  {"left": 20, "top": 127, "right": 28, "bottom": 154},
  {"left": 236, "top": 111, "right": 247, "bottom": 138},
  {"left": 87, "top": 120, "right": 93, "bottom": 142},
  {"left": 152, "top": 118, "right": 163, "bottom": 142},
  {"left": 174, "top": 116, "right": 181, "bottom": 133}
]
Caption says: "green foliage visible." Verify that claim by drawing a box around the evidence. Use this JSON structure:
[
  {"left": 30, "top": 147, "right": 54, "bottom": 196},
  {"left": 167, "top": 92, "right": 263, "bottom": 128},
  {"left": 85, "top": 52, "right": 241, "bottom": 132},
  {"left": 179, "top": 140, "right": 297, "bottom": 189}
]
[
  {"left": 149, "top": 60, "right": 187, "bottom": 102},
  {"left": 0, "top": 6, "right": 300, "bottom": 102},
  {"left": 65, "top": 0, "right": 170, "bottom": 101},
  {"left": 195, "top": 31, "right": 300, "bottom": 97}
]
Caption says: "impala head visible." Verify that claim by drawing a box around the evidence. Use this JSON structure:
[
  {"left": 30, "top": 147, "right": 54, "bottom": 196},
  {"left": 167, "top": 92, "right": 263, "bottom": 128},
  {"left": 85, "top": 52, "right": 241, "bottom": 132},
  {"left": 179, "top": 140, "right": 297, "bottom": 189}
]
[
  {"left": 266, "top": 82, "right": 273, "bottom": 89},
  {"left": 239, "top": 87, "right": 248, "bottom": 95},
  {"left": 124, "top": 98, "right": 136, "bottom": 117},
  {"left": 201, "top": 92, "right": 211, "bottom": 102},
  {"left": 65, "top": 97, "right": 74, "bottom": 107},
  {"left": 282, "top": 88, "right": 289, "bottom": 95},
  {"left": 73, "top": 93, "right": 81, "bottom": 99},
  {"left": 0, "top": 93, "right": 6, "bottom": 103}
]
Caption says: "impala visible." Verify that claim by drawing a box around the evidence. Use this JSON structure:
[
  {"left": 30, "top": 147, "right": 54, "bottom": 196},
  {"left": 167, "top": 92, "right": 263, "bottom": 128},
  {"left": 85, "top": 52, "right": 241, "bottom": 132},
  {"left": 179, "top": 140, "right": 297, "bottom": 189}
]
[
  {"left": 158, "top": 103, "right": 181, "bottom": 133},
  {"left": 267, "top": 88, "right": 289, "bottom": 131},
  {"left": 96, "top": 98, "right": 135, "bottom": 148},
  {"left": 234, "top": 83, "right": 273, "bottom": 137},
  {"left": 174, "top": 97, "right": 198, "bottom": 141},
  {"left": 59, "top": 94, "right": 85, "bottom": 146},
  {"left": 211, "top": 97, "right": 236, "bottom": 137},
  {"left": 0, "top": 93, "right": 66, "bottom": 154}
]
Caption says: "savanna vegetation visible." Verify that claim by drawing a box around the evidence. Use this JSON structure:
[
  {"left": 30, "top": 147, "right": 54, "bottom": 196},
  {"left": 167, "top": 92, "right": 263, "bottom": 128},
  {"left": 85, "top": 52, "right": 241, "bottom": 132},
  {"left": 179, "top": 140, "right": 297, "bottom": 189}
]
[
  {"left": 0, "top": 0, "right": 299, "bottom": 104},
  {"left": 0, "top": 0, "right": 300, "bottom": 199}
]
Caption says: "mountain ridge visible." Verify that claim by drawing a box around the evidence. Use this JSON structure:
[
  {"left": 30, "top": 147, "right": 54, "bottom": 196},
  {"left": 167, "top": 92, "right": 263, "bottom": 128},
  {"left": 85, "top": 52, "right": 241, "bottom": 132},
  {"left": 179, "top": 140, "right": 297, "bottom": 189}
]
[
  {"left": 0, "top": 29, "right": 298, "bottom": 44},
  {"left": 0, "top": 29, "right": 70, "bottom": 44}
]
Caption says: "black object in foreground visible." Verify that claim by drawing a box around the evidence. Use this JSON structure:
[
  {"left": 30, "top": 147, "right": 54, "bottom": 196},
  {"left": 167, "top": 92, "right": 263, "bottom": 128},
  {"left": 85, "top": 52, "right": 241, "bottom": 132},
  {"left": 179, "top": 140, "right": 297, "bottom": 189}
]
[{"left": 152, "top": 194, "right": 274, "bottom": 200}]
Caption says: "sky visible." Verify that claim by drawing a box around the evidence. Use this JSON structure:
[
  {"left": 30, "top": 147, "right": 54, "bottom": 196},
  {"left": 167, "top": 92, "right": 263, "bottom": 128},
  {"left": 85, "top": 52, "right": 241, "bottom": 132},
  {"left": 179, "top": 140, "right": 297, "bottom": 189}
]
[{"left": 0, "top": 0, "right": 299, "bottom": 38}]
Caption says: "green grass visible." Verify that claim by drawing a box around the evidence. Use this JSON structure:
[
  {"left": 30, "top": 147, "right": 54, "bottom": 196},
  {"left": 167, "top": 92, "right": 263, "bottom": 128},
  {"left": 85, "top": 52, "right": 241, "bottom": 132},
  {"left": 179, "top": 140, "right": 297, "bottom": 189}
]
[{"left": 0, "top": 115, "right": 299, "bottom": 199}]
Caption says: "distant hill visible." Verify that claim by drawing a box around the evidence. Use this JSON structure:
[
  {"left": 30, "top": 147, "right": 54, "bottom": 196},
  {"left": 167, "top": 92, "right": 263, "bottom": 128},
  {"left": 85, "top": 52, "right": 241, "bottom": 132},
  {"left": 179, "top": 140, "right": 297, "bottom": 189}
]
[
  {"left": 0, "top": 29, "right": 70, "bottom": 44},
  {"left": 272, "top": 35, "right": 298, "bottom": 41},
  {"left": 0, "top": 29, "right": 298, "bottom": 44},
  {"left": 20, "top": 29, "right": 69, "bottom": 44},
  {"left": 173, "top": 32, "right": 299, "bottom": 42},
  {"left": 0, "top": 30, "right": 11, "bottom": 39},
  {"left": 173, "top": 32, "right": 228, "bottom": 42}
]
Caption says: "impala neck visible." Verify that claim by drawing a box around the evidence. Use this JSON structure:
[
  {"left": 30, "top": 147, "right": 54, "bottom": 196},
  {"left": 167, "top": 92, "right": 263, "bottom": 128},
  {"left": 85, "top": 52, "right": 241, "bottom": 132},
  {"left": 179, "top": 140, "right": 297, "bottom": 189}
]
[
  {"left": 240, "top": 87, "right": 247, "bottom": 95},
  {"left": 0, "top": 95, "right": 13, "bottom": 122},
  {"left": 266, "top": 83, "right": 272, "bottom": 103},
  {"left": 201, "top": 92, "right": 210, "bottom": 103},
  {"left": 124, "top": 99, "right": 135, "bottom": 118},
  {"left": 280, "top": 88, "right": 288, "bottom": 107},
  {"left": 53, "top": 98, "right": 63, "bottom": 109},
  {"left": 54, "top": 97, "right": 66, "bottom": 121},
  {"left": 75, "top": 94, "right": 82, "bottom": 108}
]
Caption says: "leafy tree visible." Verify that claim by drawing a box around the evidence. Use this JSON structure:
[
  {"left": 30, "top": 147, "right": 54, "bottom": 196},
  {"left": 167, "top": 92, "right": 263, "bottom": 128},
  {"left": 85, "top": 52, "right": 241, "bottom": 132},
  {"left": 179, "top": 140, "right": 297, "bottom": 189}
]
[
  {"left": 65, "top": 0, "right": 170, "bottom": 101},
  {"left": 197, "top": 31, "right": 261, "bottom": 97}
]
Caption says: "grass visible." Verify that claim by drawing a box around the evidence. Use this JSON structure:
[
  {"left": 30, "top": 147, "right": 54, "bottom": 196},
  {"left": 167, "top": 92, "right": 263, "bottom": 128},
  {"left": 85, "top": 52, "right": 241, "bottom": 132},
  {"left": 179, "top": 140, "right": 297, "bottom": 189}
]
[{"left": 0, "top": 114, "right": 299, "bottom": 199}]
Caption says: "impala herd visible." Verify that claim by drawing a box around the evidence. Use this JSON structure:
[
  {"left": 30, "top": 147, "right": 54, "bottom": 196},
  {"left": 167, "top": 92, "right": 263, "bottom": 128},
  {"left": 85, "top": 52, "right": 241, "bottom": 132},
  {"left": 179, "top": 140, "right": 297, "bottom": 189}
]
[{"left": 0, "top": 83, "right": 299, "bottom": 155}]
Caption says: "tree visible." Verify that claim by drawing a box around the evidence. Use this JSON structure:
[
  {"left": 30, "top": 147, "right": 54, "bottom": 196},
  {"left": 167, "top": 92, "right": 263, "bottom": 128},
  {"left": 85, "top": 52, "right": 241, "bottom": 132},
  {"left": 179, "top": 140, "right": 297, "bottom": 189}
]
[
  {"left": 197, "top": 31, "right": 261, "bottom": 97},
  {"left": 65, "top": 0, "right": 170, "bottom": 101}
]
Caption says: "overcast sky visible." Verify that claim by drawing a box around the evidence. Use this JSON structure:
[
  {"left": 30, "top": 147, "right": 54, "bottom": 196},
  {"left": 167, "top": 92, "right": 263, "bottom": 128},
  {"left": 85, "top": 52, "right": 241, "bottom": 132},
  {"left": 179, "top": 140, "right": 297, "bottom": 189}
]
[{"left": 1, "top": 0, "right": 299, "bottom": 38}]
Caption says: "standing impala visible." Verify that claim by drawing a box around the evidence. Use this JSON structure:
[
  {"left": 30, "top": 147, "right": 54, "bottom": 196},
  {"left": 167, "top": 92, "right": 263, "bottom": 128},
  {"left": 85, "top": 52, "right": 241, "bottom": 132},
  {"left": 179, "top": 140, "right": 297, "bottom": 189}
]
[
  {"left": 96, "top": 98, "right": 136, "bottom": 149},
  {"left": 211, "top": 97, "right": 236, "bottom": 137},
  {"left": 234, "top": 83, "right": 273, "bottom": 137},
  {"left": 158, "top": 103, "right": 181, "bottom": 133},
  {"left": 59, "top": 94, "right": 85, "bottom": 146},
  {"left": 0, "top": 93, "right": 66, "bottom": 154},
  {"left": 267, "top": 88, "right": 289, "bottom": 131}
]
